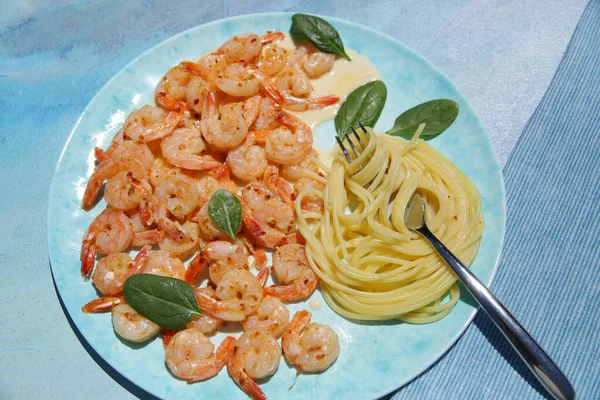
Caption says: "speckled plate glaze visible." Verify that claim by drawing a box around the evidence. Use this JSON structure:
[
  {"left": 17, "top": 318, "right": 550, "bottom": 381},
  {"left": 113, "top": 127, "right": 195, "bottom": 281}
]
[{"left": 48, "top": 12, "right": 505, "bottom": 400}]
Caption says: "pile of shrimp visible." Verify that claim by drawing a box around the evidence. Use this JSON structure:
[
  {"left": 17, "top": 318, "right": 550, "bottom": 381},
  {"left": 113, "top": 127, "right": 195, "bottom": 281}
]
[{"left": 80, "top": 31, "right": 339, "bottom": 400}]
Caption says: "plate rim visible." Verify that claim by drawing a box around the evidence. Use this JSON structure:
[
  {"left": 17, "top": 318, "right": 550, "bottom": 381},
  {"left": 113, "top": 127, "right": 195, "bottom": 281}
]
[{"left": 47, "top": 11, "right": 506, "bottom": 400}]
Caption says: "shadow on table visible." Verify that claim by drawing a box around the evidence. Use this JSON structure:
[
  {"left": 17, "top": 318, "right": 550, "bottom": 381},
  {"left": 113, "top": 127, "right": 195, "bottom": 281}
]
[
  {"left": 379, "top": 284, "right": 552, "bottom": 399},
  {"left": 51, "top": 263, "right": 158, "bottom": 400}
]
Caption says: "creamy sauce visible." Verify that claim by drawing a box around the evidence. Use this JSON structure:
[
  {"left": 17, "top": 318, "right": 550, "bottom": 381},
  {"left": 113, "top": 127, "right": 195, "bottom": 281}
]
[
  {"left": 309, "top": 298, "right": 323, "bottom": 311},
  {"left": 277, "top": 35, "right": 382, "bottom": 133}
]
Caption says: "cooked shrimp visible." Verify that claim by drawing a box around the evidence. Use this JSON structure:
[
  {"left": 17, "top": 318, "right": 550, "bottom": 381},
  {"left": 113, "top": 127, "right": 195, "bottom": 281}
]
[
  {"left": 111, "top": 141, "right": 155, "bottom": 173},
  {"left": 158, "top": 221, "right": 200, "bottom": 259},
  {"left": 149, "top": 158, "right": 182, "bottom": 187},
  {"left": 286, "top": 44, "right": 310, "bottom": 69},
  {"left": 196, "top": 54, "right": 228, "bottom": 75},
  {"left": 257, "top": 43, "right": 288, "bottom": 77},
  {"left": 186, "top": 314, "right": 224, "bottom": 336},
  {"left": 241, "top": 181, "right": 295, "bottom": 248},
  {"left": 302, "top": 51, "right": 335, "bottom": 78},
  {"left": 265, "top": 111, "right": 313, "bottom": 165},
  {"left": 187, "top": 302, "right": 225, "bottom": 336},
  {"left": 186, "top": 76, "right": 213, "bottom": 116},
  {"left": 241, "top": 296, "right": 289, "bottom": 339},
  {"left": 95, "top": 128, "right": 125, "bottom": 161},
  {"left": 200, "top": 93, "right": 249, "bottom": 151},
  {"left": 155, "top": 65, "right": 191, "bottom": 111},
  {"left": 251, "top": 68, "right": 339, "bottom": 111},
  {"left": 282, "top": 310, "right": 340, "bottom": 373},
  {"left": 160, "top": 128, "right": 222, "bottom": 171},
  {"left": 126, "top": 209, "right": 164, "bottom": 245},
  {"left": 153, "top": 173, "right": 199, "bottom": 220},
  {"left": 91, "top": 245, "right": 150, "bottom": 295},
  {"left": 195, "top": 269, "right": 263, "bottom": 321},
  {"left": 81, "top": 294, "right": 125, "bottom": 313},
  {"left": 82, "top": 141, "right": 154, "bottom": 211},
  {"left": 81, "top": 208, "right": 135, "bottom": 277},
  {"left": 228, "top": 330, "right": 281, "bottom": 400},
  {"left": 112, "top": 303, "right": 161, "bottom": 343},
  {"left": 275, "top": 67, "right": 312, "bottom": 97},
  {"left": 226, "top": 133, "right": 268, "bottom": 182},
  {"left": 104, "top": 171, "right": 152, "bottom": 211},
  {"left": 252, "top": 97, "right": 280, "bottom": 131},
  {"left": 142, "top": 250, "right": 186, "bottom": 279},
  {"left": 196, "top": 165, "right": 238, "bottom": 206},
  {"left": 249, "top": 198, "right": 294, "bottom": 249},
  {"left": 216, "top": 63, "right": 260, "bottom": 97},
  {"left": 217, "top": 33, "right": 262, "bottom": 64},
  {"left": 186, "top": 287, "right": 226, "bottom": 335},
  {"left": 281, "top": 149, "right": 320, "bottom": 181},
  {"left": 123, "top": 104, "right": 184, "bottom": 142},
  {"left": 131, "top": 229, "right": 165, "bottom": 247},
  {"left": 264, "top": 244, "right": 318, "bottom": 302},
  {"left": 241, "top": 95, "right": 262, "bottom": 128},
  {"left": 295, "top": 177, "right": 326, "bottom": 213},
  {"left": 263, "top": 165, "right": 295, "bottom": 209},
  {"left": 166, "top": 328, "right": 235, "bottom": 382},
  {"left": 215, "top": 31, "right": 284, "bottom": 64},
  {"left": 185, "top": 240, "right": 249, "bottom": 285}
]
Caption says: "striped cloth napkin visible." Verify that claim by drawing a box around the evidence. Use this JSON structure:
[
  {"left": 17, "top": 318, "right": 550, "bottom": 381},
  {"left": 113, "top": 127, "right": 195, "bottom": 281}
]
[{"left": 392, "top": 0, "right": 600, "bottom": 398}]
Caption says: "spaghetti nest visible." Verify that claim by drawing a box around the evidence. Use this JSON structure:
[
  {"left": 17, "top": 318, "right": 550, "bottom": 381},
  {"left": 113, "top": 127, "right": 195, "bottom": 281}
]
[{"left": 296, "top": 128, "right": 483, "bottom": 322}]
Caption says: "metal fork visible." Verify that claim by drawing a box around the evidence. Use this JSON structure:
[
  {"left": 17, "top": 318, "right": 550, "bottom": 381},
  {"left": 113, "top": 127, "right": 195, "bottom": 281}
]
[
  {"left": 335, "top": 121, "right": 369, "bottom": 164},
  {"left": 335, "top": 124, "right": 576, "bottom": 400}
]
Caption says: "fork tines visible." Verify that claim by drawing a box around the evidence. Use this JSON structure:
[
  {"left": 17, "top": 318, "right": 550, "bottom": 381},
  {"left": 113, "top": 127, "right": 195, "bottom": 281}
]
[{"left": 335, "top": 121, "right": 369, "bottom": 164}]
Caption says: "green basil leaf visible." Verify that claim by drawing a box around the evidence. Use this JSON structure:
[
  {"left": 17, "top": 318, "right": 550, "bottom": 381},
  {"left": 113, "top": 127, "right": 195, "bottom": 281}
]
[
  {"left": 386, "top": 99, "right": 459, "bottom": 139},
  {"left": 335, "top": 80, "right": 387, "bottom": 136},
  {"left": 123, "top": 274, "right": 201, "bottom": 330},
  {"left": 292, "top": 13, "right": 351, "bottom": 61},
  {"left": 208, "top": 189, "right": 242, "bottom": 240}
]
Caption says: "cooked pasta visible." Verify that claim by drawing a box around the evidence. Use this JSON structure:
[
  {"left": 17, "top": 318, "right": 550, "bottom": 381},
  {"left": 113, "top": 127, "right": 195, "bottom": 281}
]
[{"left": 296, "top": 127, "right": 483, "bottom": 322}]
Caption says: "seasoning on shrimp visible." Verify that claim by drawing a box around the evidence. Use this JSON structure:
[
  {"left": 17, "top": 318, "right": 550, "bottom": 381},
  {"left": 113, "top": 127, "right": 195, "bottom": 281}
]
[{"left": 78, "top": 28, "right": 348, "bottom": 395}]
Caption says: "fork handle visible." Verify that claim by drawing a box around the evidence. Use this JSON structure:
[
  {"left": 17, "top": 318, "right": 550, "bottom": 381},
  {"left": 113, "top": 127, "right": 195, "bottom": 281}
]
[{"left": 416, "top": 226, "right": 575, "bottom": 400}]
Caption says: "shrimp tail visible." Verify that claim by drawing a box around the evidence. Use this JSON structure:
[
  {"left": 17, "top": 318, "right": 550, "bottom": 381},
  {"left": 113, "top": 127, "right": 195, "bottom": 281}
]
[
  {"left": 242, "top": 234, "right": 268, "bottom": 268},
  {"left": 155, "top": 90, "right": 183, "bottom": 112},
  {"left": 81, "top": 294, "right": 125, "bottom": 313},
  {"left": 131, "top": 229, "right": 165, "bottom": 246},
  {"left": 279, "top": 232, "right": 306, "bottom": 246},
  {"left": 264, "top": 165, "right": 296, "bottom": 209},
  {"left": 180, "top": 61, "right": 218, "bottom": 82},
  {"left": 138, "top": 200, "right": 154, "bottom": 226},
  {"left": 82, "top": 177, "right": 102, "bottom": 211},
  {"left": 82, "top": 159, "right": 120, "bottom": 210},
  {"left": 209, "top": 163, "right": 231, "bottom": 180},
  {"left": 141, "top": 107, "right": 185, "bottom": 142},
  {"left": 185, "top": 250, "right": 208, "bottom": 284},
  {"left": 228, "top": 366, "right": 268, "bottom": 400},
  {"left": 260, "top": 31, "right": 284, "bottom": 44},
  {"left": 94, "top": 147, "right": 109, "bottom": 162},
  {"left": 161, "top": 329, "right": 179, "bottom": 347},
  {"left": 80, "top": 243, "right": 96, "bottom": 278},
  {"left": 130, "top": 245, "right": 151, "bottom": 274},
  {"left": 241, "top": 209, "right": 265, "bottom": 239},
  {"left": 307, "top": 95, "right": 340, "bottom": 109},
  {"left": 288, "top": 310, "right": 312, "bottom": 332},
  {"left": 264, "top": 269, "right": 318, "bottom": 302},
  {"left": 238, "top": 196, "right": 266, "bottom": 239},
  {"left": 256, "top": 266, "right": 271, "bottom": 287}
]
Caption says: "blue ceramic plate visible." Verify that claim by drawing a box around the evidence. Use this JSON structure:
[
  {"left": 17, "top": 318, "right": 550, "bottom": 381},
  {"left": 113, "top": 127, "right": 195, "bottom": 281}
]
[{"left": 48, "top": 13, "right": 505, "bottom": 400}]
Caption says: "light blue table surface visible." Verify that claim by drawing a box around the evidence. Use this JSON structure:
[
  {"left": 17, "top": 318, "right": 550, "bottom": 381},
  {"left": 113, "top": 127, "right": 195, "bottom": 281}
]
[{"left": 0, "top": 1, "right": 590, "bottom": 399}]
